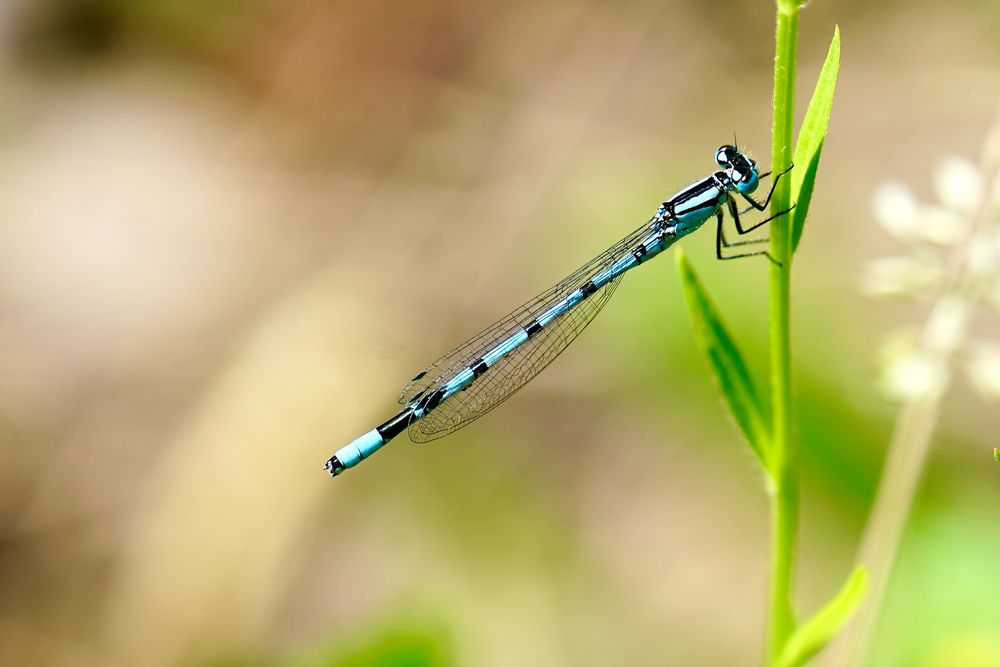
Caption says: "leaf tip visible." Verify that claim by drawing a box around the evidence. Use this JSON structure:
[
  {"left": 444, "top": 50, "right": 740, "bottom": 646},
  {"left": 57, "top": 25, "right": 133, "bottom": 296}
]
[
  {"left": 674, "top": 245, "right": 693, "bottom": 277},
  {"left": 849, "top": 563, "right": 869, "bottom": 590}
]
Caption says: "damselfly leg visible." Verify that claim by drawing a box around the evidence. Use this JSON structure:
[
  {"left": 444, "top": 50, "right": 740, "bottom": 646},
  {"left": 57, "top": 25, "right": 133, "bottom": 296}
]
[
  {"left": 714, "top": 162, "right": 795, "bottom": 265},
  {"left": 736, "top": 163, "right": 795, "bottom": 219},
  {"left": 716, "top": 207, "right": 780, "bottom": 265}
]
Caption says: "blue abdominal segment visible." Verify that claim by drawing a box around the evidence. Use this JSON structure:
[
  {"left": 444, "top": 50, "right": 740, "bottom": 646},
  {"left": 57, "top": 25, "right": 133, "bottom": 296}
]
[{"left": 326, "top": 429, "right": 384, "bottom": 476}]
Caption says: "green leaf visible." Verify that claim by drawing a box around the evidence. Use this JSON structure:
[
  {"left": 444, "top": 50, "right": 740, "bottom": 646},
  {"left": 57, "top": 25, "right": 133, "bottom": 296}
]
[
  {"left": 791, "top": 26, "right": 841, "bottom": 253},
  {"left": 288, "top": 613, "right": 453, "bottom": 667},
  {"left": 773, "top": 566, "right": 869, "bottom": 667},
  {"left": 994, "top": 447, "right": 999, "bottom": 462},
  {"left": 675, "top": 249, "right": 771, "bottom": 470}
]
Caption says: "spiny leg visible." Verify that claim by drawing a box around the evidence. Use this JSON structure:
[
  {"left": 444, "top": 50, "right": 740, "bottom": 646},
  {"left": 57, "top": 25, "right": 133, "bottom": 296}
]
[
  {"left": 730, "top": 184, "right": 796, "bottom": 236},
  {"left": 739, "top": 162, "right": 794, "bottom": 213},
  {"left": 737, "top": 171, "right": 773, "bottom": 215},
  {"left": 723, "top": 236, "right": 770, "bottom": 248},
  {"left": 721, "top": 215, "right": 770, "bottom": 247},
  {"left": 732, "top": 165, "right": 795, "bottom": 228},
  {"left": 715, "top": 210, "right": 780, "bottom": 266}
]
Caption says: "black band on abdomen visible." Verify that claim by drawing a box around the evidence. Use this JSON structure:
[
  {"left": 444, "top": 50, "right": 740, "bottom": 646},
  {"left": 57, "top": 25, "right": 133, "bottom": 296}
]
[{"left": 377, "top": 408, "right": 417, "bottom": 440}]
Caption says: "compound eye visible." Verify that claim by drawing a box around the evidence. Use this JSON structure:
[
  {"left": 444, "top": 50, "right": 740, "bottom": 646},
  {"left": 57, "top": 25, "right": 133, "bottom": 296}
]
[
  {"left": 735, "top": 169, "right": 759, "bottom": 194},
  {"left": 715, "top": 145, "right": 736, "bottom": 166}
]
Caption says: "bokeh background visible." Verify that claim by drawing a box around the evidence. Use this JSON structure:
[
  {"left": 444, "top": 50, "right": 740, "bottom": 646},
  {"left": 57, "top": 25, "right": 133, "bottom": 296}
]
[{"left": 1, "top": 1, "right": 998, "bottom": 666}]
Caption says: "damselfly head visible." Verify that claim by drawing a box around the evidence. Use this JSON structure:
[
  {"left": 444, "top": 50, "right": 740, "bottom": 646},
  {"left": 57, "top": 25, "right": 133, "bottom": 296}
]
[{"left": 716, "top": 144, "right": 759, "bottom": 195}]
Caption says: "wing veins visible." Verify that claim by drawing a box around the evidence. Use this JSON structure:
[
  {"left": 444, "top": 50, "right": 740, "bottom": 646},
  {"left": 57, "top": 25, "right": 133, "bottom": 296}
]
[
  {"left": 408, "top": 273, "right": 624, "bottom": 442},
  {"left": 397, "top": 220, "right": 656, "bottom": 405}
]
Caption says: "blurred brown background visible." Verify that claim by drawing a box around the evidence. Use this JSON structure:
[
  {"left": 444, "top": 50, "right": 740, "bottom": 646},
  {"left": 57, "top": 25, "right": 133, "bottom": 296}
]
[{"left": 0, "top": 1, "right": 998, "bottom": 666}]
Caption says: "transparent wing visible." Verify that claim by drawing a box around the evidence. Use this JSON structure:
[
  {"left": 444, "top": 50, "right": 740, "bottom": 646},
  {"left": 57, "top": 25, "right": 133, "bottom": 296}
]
[
  {"left": 397, "top": 220, "right": 655, "bottom": 405},
  {"left": 407, "top": 272, "right": 624, "bottom": 442}
]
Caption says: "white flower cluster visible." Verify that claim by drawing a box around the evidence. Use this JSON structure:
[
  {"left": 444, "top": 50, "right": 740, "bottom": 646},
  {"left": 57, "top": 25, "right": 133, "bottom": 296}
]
[{"left": 863, "top": 156, "right": 1000, "bottom": 402}]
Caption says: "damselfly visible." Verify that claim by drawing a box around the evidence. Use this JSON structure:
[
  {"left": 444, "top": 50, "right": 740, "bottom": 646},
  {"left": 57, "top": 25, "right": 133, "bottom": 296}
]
[{"left": 325, "top": 145, "right": 792, "bottom": 477}]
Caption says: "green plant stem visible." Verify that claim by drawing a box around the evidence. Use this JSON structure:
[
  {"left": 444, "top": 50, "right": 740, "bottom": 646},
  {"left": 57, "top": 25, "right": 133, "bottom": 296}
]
[{"left": 767, "top": 1, "right": 799, "bottom": 663}]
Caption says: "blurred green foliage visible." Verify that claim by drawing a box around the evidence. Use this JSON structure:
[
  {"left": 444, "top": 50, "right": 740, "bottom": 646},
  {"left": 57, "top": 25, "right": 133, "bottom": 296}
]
[{"left": 295, "top": 618, "right": 452, "bottom": 667}]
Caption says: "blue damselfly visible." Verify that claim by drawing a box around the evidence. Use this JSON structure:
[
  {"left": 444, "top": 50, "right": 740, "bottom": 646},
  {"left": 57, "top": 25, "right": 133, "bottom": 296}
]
[{"left": 325, "top": 145, "right": 791, "bottom": 477}]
